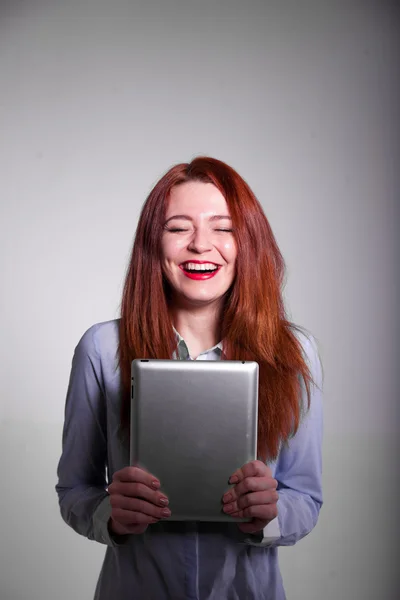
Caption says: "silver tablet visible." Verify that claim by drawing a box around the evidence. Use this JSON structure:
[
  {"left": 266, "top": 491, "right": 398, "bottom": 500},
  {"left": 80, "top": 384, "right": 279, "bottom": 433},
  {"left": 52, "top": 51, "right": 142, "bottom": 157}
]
[{"left": 130, "top": 359, "right": 258, "bottom": 522}]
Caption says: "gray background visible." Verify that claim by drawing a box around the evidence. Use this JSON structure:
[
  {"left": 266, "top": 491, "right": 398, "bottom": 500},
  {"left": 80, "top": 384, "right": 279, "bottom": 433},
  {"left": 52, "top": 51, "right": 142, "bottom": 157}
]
[{"left": 0, "top": 1, "right": 398, "bottom": 599}]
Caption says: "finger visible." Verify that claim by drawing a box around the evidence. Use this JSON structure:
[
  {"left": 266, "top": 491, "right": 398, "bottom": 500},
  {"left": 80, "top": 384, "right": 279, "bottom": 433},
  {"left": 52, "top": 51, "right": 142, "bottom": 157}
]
[
  {"left": 237, "top": 519, "right": 268, "bottom": 534},
  {"left": 223, "top": 490, "right": 279, "bottom": 515},
  {"left": 118, "top": 523, "right": 150, "bottom": 535},
  {"left": 110, "top": 495, "right": 172, "bottom": 520},
  {"left": 110, "top": 516, "right": 153, "bottom": 536},
  {"left": 228, "top": 503, "right": 278, "bottom": 521},
  {"left": 223, "top": 477, "right": 277, "bottom": 503},
  {"left": 229, "top": 460, "right": 271, "bottom": 484},
  {"left": 112, "top": 466, "right": 161, "bottom": 489},
  {"left": 109, "top": 482, "right": 169, "bottom": 507},
  {"left": 111, "top": 507, "right": 161, "bottom": 526}
]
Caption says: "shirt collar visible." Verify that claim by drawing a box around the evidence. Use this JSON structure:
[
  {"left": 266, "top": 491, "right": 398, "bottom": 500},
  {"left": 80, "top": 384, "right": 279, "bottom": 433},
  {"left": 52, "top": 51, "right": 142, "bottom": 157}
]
[{"left": 172, "top": 326, "right": 223, "bottom": 359}]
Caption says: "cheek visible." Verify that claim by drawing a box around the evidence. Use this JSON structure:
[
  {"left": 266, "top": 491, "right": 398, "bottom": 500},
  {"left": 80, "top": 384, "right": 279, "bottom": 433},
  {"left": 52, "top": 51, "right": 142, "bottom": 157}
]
[
  {"left": 222, "top": 240, "right": 237, "bottom": 263},
  {"left": 161, "top": 237, "right": 187, "bottom": 266},
  {"left": 174, "top": 238, "right": 187, "bottom": 250}
]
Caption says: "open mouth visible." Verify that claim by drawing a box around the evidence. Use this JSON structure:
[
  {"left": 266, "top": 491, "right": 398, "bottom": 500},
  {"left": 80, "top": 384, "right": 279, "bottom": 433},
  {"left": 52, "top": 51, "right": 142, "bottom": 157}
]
[
  {"left": 180, "top": 261, "right": 220, "bottom": 274},
  {"left": 179, "top": 261, "right": 221, "bottom": 280}
]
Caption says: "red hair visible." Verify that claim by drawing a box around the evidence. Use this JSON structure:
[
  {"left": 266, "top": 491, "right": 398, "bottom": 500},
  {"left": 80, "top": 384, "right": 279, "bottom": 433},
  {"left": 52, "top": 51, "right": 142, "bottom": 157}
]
[{"left": 119, "top": 156, "right": 312, "bottom": 461}]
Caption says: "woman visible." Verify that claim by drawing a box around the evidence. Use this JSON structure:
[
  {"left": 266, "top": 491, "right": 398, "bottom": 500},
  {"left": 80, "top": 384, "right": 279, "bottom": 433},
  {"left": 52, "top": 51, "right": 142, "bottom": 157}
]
[{"left": 56, "top": 156, "right": 323, "bottom": 600}]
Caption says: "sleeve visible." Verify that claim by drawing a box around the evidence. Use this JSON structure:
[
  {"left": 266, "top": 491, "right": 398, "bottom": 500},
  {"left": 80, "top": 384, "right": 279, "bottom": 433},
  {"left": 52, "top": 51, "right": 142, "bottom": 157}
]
[
  {"left": 55, "top": 326, "right": 127, "bottom": 547},
  {"left": 245, "top": 333, "right": 323, "bottom": 547}
]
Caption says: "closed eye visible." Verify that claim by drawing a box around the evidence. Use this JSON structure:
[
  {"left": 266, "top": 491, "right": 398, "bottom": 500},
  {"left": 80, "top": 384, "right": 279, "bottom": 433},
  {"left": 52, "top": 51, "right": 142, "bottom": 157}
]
[{"left": 164, "top": 227, "right": 233, "bottom": 233}]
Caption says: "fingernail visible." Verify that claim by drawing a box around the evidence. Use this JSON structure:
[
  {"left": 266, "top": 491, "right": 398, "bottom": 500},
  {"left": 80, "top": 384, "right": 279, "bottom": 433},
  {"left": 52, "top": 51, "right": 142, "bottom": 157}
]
[
  {"left": 223, "top": 503, "right": 234, "bottom": 513},
  {"left": 223, "top": 493, "right": 232, "bottom": 503},
  {"left": 161, "top": 508, "right": 171, "bottom": 517},
  {"left": 159, "top": 498, "right": 169, "bottom": 506},
  {"left": 229, "top": 475, "right": 238, "bottom": 484},
  {"left": 151, "top": 480, "right": 160, "bottom": 489}
]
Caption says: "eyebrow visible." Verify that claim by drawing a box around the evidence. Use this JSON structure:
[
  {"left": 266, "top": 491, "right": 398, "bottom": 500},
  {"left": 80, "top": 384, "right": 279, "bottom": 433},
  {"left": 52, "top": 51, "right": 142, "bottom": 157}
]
[{"left": 164, "top": 214, "right": 232, "bottom": 224}]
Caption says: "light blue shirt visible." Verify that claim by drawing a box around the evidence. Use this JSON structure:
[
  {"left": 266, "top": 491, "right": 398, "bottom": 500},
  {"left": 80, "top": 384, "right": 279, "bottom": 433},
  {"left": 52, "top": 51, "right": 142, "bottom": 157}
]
[{"left": 56, "top": 320, "right": 323, "bottom": 599}]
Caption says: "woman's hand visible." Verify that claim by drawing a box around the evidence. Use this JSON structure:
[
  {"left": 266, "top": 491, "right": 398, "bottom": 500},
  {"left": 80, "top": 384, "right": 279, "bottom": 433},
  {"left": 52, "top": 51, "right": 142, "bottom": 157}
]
[
  {"left": 222, "top": 460, "right": 278, "bottom": 534},
  {"left": 107, "top": 466, "right": 171, "bottom": 536}
]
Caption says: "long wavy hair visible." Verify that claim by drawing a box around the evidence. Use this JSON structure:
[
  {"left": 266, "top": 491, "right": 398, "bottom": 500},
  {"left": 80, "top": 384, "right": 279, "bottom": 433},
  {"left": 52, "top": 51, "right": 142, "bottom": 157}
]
[{"left": 119, "top": 156, "right": 313, "bottom": 461}]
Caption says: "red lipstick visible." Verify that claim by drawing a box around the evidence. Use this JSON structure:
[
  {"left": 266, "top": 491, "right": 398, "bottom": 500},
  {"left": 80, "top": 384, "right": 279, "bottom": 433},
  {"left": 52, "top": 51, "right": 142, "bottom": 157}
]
[{"left": 179, "top": 261, "right": 221, "bottom": 281}]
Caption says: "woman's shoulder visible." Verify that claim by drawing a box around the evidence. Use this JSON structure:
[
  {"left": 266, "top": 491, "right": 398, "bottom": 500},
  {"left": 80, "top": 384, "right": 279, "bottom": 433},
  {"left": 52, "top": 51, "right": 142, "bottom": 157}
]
[
  {"left": 291, "top": 325, "right": 317, "bottom": 354},
  {"left": 290, "top": 325, "right": 323, "bottom": 387},
  {"left": 75, "top": 318, "right": 120, "bottom": 360}
]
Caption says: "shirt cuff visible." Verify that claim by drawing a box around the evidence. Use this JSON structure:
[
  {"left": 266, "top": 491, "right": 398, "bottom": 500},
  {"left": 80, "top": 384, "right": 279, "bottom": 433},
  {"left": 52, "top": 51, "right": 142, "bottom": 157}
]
[
  {"left": 92, "top": 495, "right": 130, "bottom": 547},
  {"left": 244, "top": 517, "right": 281, "bottom": 547}
]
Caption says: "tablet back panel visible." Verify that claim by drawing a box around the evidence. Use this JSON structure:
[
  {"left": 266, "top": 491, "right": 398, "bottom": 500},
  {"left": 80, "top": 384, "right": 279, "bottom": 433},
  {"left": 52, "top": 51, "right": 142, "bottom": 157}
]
[{"left": 131, "top": 359, "right": 258, "bottom": 522}]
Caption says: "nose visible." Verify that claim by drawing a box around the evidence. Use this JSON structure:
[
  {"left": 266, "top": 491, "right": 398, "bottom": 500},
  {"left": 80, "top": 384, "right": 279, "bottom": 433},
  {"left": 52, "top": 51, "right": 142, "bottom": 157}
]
[{"left": 187, "top": 227, "right": 213, "bottom": 253}]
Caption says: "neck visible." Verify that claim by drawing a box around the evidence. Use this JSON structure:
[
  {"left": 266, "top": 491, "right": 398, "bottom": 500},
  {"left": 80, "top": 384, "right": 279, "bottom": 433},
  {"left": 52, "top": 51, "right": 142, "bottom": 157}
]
[{"left": 170, "top": 300, "right": 223, "bottom": 357}]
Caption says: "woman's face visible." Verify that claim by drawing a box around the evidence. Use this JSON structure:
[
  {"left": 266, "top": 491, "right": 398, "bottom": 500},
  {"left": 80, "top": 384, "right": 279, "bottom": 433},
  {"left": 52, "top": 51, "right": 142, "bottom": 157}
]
[{"left": 161, "top": 181, "right": 237, "bottom": 307}]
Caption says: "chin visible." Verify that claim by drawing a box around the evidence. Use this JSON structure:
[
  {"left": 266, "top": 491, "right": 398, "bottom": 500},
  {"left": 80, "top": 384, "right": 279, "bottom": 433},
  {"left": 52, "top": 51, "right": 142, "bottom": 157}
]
[
  {"left": 179, "top": 289, "right": 229, "bottom": 306},
  {"left": 167, "top": 274, "right": 234, "bottom": 306}
]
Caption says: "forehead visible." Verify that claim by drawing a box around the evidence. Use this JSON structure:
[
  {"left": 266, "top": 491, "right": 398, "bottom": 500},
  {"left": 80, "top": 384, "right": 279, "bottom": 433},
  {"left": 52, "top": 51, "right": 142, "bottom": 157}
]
[{"left": 166, "top": 181, "right": 229, "bottom": 217}]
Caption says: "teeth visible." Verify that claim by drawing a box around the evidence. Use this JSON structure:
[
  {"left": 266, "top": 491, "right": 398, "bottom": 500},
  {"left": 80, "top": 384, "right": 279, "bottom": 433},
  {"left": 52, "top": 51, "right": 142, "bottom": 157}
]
[{"left": 183, "top": 262, "right": 218, "bottom": 271}]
